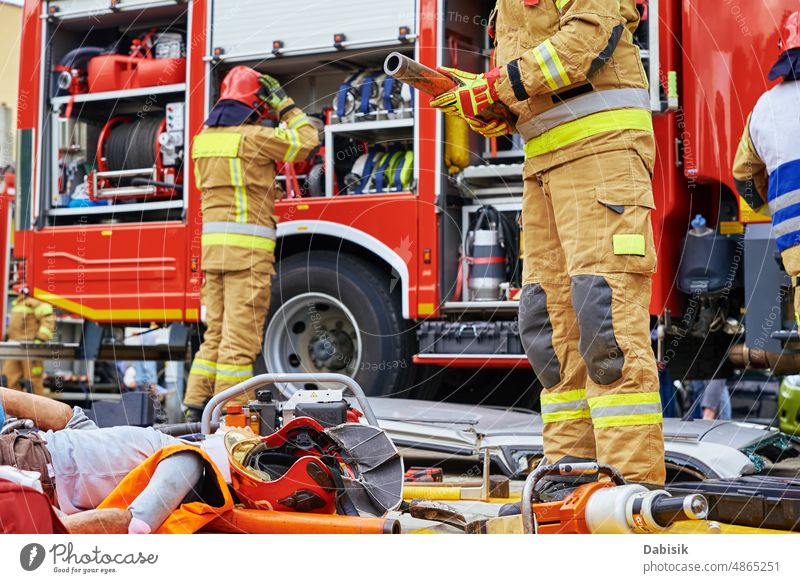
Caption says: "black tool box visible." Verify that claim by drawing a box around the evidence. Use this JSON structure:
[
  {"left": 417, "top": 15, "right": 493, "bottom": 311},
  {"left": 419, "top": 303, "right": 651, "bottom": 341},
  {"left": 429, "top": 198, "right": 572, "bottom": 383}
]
[
  {"left": 668, "top": 475, "right": 800, "bottom": 532},
  {"left": 417, "top": 321, "right": 523, "bottom": 355}
]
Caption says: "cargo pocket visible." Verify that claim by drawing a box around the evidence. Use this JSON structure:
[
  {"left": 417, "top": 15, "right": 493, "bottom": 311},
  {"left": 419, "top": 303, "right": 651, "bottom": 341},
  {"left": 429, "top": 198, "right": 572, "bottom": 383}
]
[{"left": 594, "top": 183, "right": 657, "bottom": 274}]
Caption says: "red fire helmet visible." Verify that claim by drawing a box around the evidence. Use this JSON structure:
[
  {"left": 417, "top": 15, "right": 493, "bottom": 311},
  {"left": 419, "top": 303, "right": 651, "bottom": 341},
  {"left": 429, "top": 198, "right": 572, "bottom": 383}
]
[
  {"left": 780, "top": 9, "right": 800, "bottom": 52},
  {"left": 218, "top": 66, "right": 268, "bottom": 118}
]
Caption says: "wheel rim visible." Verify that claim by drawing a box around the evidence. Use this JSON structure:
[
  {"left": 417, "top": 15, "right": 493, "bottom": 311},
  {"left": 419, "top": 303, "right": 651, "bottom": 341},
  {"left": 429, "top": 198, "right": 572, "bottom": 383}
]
[{"left": 264, "top": 292, "right": 362, "bottom": 394}]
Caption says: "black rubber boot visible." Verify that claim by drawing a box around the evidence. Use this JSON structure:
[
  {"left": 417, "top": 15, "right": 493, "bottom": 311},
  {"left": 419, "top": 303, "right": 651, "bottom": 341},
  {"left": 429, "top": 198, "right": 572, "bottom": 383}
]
[
  {"left": 498, "top": 456, "right": 600, "bottom": 517},
  {"left": 184, "top": 406, "right": 204, "bottom": 424}
]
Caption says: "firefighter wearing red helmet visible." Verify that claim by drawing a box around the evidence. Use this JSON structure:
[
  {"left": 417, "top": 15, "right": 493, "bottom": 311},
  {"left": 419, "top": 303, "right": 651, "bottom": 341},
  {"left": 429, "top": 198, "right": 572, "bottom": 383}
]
[
  {"left": 733, "top": 9, "right": 800, "bottom": 328},
  {"left": 431, "top": 0, "right": 665, "bottom": 485},
  {"left": 183, "top": 66, "right": 320, "bottom": 418}
]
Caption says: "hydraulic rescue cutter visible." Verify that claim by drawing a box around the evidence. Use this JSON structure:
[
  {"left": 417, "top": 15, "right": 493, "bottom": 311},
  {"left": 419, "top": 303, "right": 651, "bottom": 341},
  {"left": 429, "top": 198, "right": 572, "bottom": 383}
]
[{"left": 508, "top": 463, "right": 709, "bottom": 535}]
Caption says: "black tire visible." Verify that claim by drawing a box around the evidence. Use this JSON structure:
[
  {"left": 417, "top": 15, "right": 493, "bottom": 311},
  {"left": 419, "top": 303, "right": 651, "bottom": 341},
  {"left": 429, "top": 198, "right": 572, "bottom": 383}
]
[{"left": 266, "top": 251, "right": 417, "bottom": 397}]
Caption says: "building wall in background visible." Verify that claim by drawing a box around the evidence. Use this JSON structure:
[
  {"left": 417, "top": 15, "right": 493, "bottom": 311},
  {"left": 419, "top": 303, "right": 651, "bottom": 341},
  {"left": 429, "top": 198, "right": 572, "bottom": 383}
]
[{"left": 0, "top": 1, "right": 22, "bottom": 167}]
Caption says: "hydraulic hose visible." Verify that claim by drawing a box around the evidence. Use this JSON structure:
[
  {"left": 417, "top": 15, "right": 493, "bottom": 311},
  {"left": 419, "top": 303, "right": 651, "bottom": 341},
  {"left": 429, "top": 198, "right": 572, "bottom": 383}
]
[{"left": 104, "top": 117, "right": 162, "bottom": 171}]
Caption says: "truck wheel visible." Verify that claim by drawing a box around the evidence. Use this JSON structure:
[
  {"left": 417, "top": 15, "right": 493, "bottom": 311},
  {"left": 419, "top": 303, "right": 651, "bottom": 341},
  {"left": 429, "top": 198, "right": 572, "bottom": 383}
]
[{"left": 264, "top": 251, "right": 416, "bottom": 396}]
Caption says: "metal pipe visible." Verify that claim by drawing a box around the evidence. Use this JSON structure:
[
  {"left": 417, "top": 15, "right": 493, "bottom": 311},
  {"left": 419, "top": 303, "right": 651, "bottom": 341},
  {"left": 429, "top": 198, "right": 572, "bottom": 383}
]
[
  {"left": 384, "top": 52, "right": 457, "bottom": 97},
  {"left": 201, "top": 373, "right": 378, "bottom": 434},
  {"left": 728, "top": 343, "right": 800, "bottom": 374},
  {"left": 205, "top": 508, "right": 400, "bottom": 534},
  {"left": 383, "top": 52, "right": 515, "bottom": 124}
]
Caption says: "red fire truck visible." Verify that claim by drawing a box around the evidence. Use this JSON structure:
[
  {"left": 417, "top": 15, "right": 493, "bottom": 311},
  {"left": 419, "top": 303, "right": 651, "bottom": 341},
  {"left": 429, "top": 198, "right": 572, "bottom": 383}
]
[{"left": 10, "top": 0, "right": 795, "bottom": 397}]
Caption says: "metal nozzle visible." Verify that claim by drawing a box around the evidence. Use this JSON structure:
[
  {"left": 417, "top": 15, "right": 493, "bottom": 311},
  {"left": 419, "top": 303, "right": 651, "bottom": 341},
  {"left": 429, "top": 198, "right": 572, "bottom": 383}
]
[
  {"left": 651, "top": 493, "right": 709, "bottom": 527},
  {"left": 684, "top": 494, "right": 709, "bottom": 520}
]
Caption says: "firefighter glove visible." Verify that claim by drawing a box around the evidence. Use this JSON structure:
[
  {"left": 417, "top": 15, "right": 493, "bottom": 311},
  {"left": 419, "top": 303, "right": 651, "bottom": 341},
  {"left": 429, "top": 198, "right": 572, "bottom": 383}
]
[
  {"left": 466, "top": 117, "right": 512, "bottom": 139},
  {"left": 430, "top": 67, "right": 502, "bottom": 122},
  {"left": 258, "top": 74, "right": 292, "bottom": 112}
]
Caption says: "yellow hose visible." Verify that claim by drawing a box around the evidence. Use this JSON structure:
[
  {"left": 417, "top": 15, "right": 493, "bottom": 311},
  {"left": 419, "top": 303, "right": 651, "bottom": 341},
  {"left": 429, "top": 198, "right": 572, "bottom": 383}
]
[{"left": 403, "top": 486, "right": 462, "bottom": 501}]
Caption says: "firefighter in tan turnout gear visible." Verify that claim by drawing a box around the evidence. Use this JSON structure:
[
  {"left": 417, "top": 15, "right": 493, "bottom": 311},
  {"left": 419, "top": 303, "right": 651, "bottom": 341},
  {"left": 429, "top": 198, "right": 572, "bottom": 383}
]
[
  {"left": 3, "top": 288, "right": 56, "bottom": 395},
  {"left": 183, "top": 67, "right": 320, "bottom": 420},
  {"left": 432, "top": 0, "right": 665, "bottom": 484}
]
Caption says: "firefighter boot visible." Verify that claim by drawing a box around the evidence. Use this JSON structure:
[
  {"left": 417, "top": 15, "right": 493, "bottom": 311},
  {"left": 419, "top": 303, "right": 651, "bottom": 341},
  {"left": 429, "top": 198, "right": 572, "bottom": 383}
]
[{"left": 497, "top": 456, "right": 599, "bottom": 516}]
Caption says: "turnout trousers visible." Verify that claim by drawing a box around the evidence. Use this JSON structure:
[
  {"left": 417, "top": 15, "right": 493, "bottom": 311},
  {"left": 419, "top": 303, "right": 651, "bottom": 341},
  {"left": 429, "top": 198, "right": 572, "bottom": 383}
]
[
  {"left": 3, "top": 359, "right": 45, "bottom": 396},
  {"left": 519, "top": 148, "right": 666, "bottom": 485},
  {"left": 183, "top": 268, "right": 272, "bottom": 409}
]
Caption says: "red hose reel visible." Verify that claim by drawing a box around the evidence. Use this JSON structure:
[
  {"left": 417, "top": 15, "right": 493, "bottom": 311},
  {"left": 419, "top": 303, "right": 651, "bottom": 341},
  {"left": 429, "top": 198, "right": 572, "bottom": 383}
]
[{"left": 89, "top": 115, "right": 183, "bottom": 201}]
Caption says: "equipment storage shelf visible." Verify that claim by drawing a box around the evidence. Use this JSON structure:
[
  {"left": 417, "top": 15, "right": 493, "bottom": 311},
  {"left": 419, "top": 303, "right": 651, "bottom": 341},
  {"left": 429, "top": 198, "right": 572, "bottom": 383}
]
[
  {"left": 50, "top": 83, "right": 186, "bottom": 108},
  {"left": 41, "top": 1, "right": 190, "bottom": 224},
  {"left": 323, "top": 118, "right": 415, "bottom": 197},
  {"left": 212, "top": 44, "right": 418, "bottom": 199}
]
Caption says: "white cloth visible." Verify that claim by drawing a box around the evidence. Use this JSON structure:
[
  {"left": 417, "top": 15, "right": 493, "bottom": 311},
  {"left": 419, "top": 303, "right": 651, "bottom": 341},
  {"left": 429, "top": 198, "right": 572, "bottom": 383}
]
[{"left": 41, "top": 407, "right": 180, "bottom": 515}]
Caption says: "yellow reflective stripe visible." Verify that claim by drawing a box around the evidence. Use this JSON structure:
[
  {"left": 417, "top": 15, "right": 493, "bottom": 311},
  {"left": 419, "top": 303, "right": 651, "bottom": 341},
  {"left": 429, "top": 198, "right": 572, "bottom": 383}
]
[
  {"left": 192, "top": 132, "right": 242, "bottom": 158},
  {"left": 31, "top": 366, "right": 43, "bottom": 375},
  {"left": 542, "top": 409, "right": 592, "bottom": 424},
  {"left": 593, "top": 413, "right": 663, "bottom": 429},
  {"left": 555, "top": 0, "right": 570, "bottom": 9},
  {"left": 540, "top": 389, "right": 586, "bottom": 405},
  {"left": 288, "top": 113, "right": 311, "bottom": 130},
  {"left": 229, "top": 158, "right": 248, "bottom": 223},
  {"left": 190, "top": 358, "right": 216, "bottom": 379},
  {"left": 12, "top": 305, "right": 34, "bottom": 314},
  {"left": 37, "top": 326, "right": 54, "bottom": 339},
  {"left": 190, "top": 367, "right": 216, "bottom": 379},
  {"left": 533, "top": 45, "right": 559, "bottom": 91},
  {"left": 216, "top": 363, "right": 253, "bottom": 381},
  {"left": 588, "top": 391, "right": 661, "bottom": 409},
  {"left": 34, "top": 303, "right": 54, "bottom": 317},
  {"left": 217, "top": 363, "right": 253, "bottom": 372},
  {"left": 284, "top": 129, "right": 301, "bottom": 162},
  {"left": 543, "top": 39, "right": 570, "bottom": 87},
  {"left": 202, "top": 232, "right": 276, "bottom": 252},
  {"left": 524, "top": 109, "right": 653, "bottom": 158},
  {"left": 612, "top": 234, "right": 646, "bottom": 256}
]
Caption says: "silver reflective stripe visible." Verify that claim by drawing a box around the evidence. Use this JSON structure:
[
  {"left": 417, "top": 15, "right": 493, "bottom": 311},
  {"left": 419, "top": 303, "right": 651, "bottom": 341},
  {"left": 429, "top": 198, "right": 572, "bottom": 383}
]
[
  {"left": 535, "top": 43, "right": 568, "bottom": 90},
  {"left": 517, "top": 88, "right": 651, "bottom": 141},
  {"left": 203, "top": 222, "right": 276, "bottom": 239},
  {"left": 773, "top": 215, "right": 800, "bottom": 238},
  {"left": 769, "top": 188, "right": 800, "bottom": 215},
  {"left": 540, "top": 399, "right": 589, "bottom": 415},
  {"left": 590, "top": 402, "right": 662, "bottom": 419},
  {"left": 191, "top": 363, "right": 216, "bottom": 373}
]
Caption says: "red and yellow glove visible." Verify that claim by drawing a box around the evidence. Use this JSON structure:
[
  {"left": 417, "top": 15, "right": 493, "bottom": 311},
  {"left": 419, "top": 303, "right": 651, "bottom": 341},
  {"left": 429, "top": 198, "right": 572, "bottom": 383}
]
[
  {"left": 466, "top": 117, "right": 511, "bottom": 139},
  {"left": 430, "top": 67, "right": 503, "bottom": 122}
]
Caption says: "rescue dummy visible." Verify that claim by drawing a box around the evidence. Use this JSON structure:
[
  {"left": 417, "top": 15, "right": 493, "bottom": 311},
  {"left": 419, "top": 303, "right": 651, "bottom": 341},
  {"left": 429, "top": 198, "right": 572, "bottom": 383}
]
[{"left": 0, "top": 387, "right": 231, "bottom": 533}]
